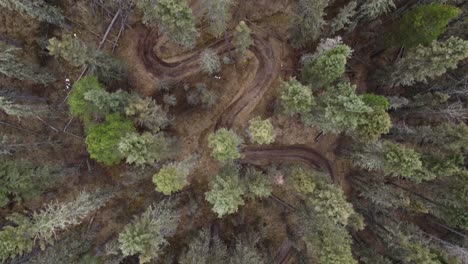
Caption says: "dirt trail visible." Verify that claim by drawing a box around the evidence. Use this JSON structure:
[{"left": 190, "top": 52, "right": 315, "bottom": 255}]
[
  {"left": 133, "top": 2, "right": 337, "bottom": 186},
  {"left": 241, "top": 145, "right": 336, "bottom": 183}
]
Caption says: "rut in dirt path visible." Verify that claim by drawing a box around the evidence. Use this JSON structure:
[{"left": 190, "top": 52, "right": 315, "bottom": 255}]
[
  {"left": 137, "top": 26, "right": 281, "bottom": 128},
  {"left": 240, "top": 145, "right": 336, "bottom": 183}
]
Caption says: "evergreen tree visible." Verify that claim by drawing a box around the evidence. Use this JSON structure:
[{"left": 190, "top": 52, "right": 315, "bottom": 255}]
[
  {"left": 48, "top": 34, "right": 125, "bottom": 80},
  {"left": 205, "top": 164, "right": 246, "bottom": 217},
  {"left": 357, "top": 0, "right": 395, "bottom": 21},
  {"left": 388, "top": 4, "right": 460, "bottom": 48},
  {"left": 67, "top": 76, "right": 104, "bottom": 125},
  {"left": 83, "top": 89, "right": 129, "bottom": 117},
  {"left": 125, "top": 95, "right": 169, "bottom": 132},
  {"left": 202, "top": 0, "right": 233, "bottom": 37},
  {"left": 290, "top": 0, "right": 329, "bottom": 47},
  {"left": 247, "top": 117, "right": 275, "bottom": 145},
  {"left": 118, "top": 132, "right": 176, "bottom": 167},
  {"left": 0, "top": 160, "right": 60, "bottom": 207},
  {"left": 0, "top": 41, "right": 54, "bottom": 84},
  {"left": 118, "top": 199, "right": 180, "bottom": 264},
  {"left": 309, "top": 82, "right": 372, "bottom": 134},
  {"left": 392, "top": 37, "right": 468, "bottom": 86},
  {"left": 179, "top": 228, "right": 228, "bottom": 264},
  {"left": 152, "top": 157, "right": 196, "bottom": 195},
  {"left": 280, "top": 78, "right": 315, "bottom": 116},
  {"left": 0, "top": 0, "right": 65, "bottom": 26},
  {"left": 330, "top": 1, "right": 357, "bottom": 33},
  {"left": 0, "top": 191, "right": 111, "bottom": 261},
  {"left": 135, "top": 0, "right": 198, "bottom": 48},
  {"left": 350, "top": 140, "right": 427, "bottom": 182},
  {"left": 0, "top": 96, "right": 47, "bottom": 118},
  {"left": 200, "top": 49, "right": 221, "bottom": 75},
  {"left": 230, "top": 238, "right": 266, "bottom": 264},
  {"left": 302, "top": 44, "right": 352, "bottom": 87},
  {"left": 294, "top": 166, "right": 361, "bottom": 264},
  {"left": 186, "top": 83, "right": 218, "bottom": 108},
  {"left": 232, "top": 21, "right": 253, "bottom": 57},
  {"left": 244, "top": 167, "right": 272, "bottom": 199},
  {"left": 85, "top": 114, "right": 136, "bottom": 166},
  {"left": 207, "top": 128, "right": 242, "bottom": 162},
  {"left": 354, "top": 94, "right": 392, "bottom": 141}
]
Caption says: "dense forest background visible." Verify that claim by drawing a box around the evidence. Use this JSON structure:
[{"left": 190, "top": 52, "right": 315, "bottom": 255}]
[{"left": 0, "top": 0, "right": 467, "bottom": 263}]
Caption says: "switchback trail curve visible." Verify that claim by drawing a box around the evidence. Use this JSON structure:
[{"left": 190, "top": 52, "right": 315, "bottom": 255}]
[{"left": 240, "top": 145, "right": 336, "bottom": 183}]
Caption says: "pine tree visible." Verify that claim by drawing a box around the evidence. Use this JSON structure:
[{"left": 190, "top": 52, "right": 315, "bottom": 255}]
[
  {"left": 392, "top": 37, "right": 468, "bottom": 86},
  {"left": 202, "top": 0, "right": 233, "bottom": 37},
  {"left": 207, "top": 128, "right": 242, "bottom": 162},
  {"left": 0, "top": 191, "right": 111, "bottom": 261},
  {"left": 48, "top": 34, "right": 125, "bottom": 81},
  {"left": 232, "top": 21, "right": 253, "bottom": 57},
  {"left": 135, "top": 0, "right": 198, "bottom": 48},
  {"left": 118, "top": 132, "right": 176, "bottom": 167},
  {"left": 247, "top": 117, "right": 275, "bottom": 145},
  {"left": 0, "top": 41, "right": 54, "bottom": 84},
  {"left": 290, "top": 0, "right": 329, "bottom": 47},
  {"left": 205, "top": 164, "right": 246, "bottom": 217},
  {"left": 280, "top": 78, "right": 315, "bottom": 115},
  {"left": 311, "top": 82, "right": 372, "bottom": 134},
  {"left": 118, "top": 199, "right": 180, "bottom": 264},
  {"left": 0, "top": 160, "right": 60, "bottom": 207},
  {"left": 125, "top": 95, "right": 169, "bottom": 132},
  {"left": 354, "top": 94, "right": 392, "bottom": 141},
  {"left": 0, "top": 0, "right": 65, "bottom": 26},
  {"left": 244, "top": 167, "right": 272, "bottom": 199},
  {"left": 67, "top": 76, "right": 104, "bottom": 124},
  {"left": 302, "top": 44, "right": 352, "bottom": 87},
  {"left": 152, "top": 157, "right": 196, "bottom": 195},
  {"left": 388, "top": 3, "right": 460, "bottom": 48},
  {"left": 330, "top": 1, "right": 357, "bottom": 33},
  {"left": 179, "top": 228, "right": 228, "bottom": 264},
  {"left": 357, "top": 0, "right": 395, "bottom": 21},
  {"left": 85, "top": 114, "right": 136, "bottom": 166}
]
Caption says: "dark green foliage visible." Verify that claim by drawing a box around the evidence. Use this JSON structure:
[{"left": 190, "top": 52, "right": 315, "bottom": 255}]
[
  {"left": 0, "top": 0, "right": 65, "bottom": 26},
  {"left": 355, "top": 94, "right": 391, "bottom": 141},
  {"left": 0, "top": 160, "right": 60, "bottom": 208},
  {"left": 85, "top": 114, "right": 136, "bottom": 165},
  {"left": 388, "top": 4, "right": 460, "bottom": 48},
  {"left": 0, "top": 42, "right": 54, "bottom": 84}
]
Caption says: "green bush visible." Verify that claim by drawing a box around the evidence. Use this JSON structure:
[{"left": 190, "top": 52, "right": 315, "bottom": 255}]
[
  {"left": 208, "top": 128, "right": 242, "bottom": 162},
  {"left": 388, "top": 4, "right": 460, "bottom": 48},
  {"left": 85, "top": 114, "right": 135, "bottom": 165},
  {"left": 354, "top": 94, "right": 391, "bottom": 141},
  {"left": 248, "top": 117, "right": 275, "bottom": 144},
  {"left": 67, "top": 76, "right": 103, "bottom": 124}
]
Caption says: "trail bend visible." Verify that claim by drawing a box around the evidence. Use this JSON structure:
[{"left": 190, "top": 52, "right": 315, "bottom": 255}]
[{"left": 241, "top": 145, "right": 336, "bottom": 183}]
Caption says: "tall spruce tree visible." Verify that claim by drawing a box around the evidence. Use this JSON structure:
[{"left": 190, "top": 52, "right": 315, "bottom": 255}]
[
  {"left": 391, "top": 37, "right": 468, "bottom": 86},
  {"left": 0, "top": 0, "right": 65, "bottom": 26}
]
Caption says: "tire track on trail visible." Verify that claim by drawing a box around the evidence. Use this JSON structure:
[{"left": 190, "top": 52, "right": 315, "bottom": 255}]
[{"left": 240, "top": 145, "right": 336, "bottom": 183}]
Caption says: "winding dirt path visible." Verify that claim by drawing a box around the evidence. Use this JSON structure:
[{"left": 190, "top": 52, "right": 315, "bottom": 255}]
[
  {"left": 241, "top": 145, "right": 336, "bottom": 183},
  {"left": 133, "top": 3, "right": 336, "bottom": 185}
]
